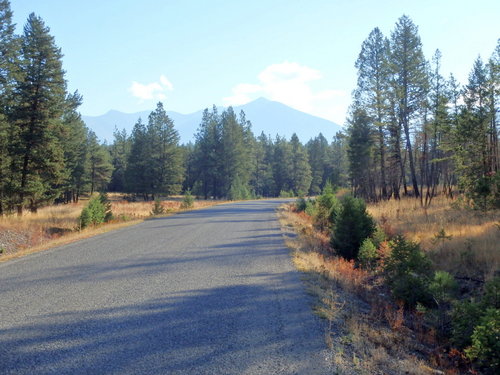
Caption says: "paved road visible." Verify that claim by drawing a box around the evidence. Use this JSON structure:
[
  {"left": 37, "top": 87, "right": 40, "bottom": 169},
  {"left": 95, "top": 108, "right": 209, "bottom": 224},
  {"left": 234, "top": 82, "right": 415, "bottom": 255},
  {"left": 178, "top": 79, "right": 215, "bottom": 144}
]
[{"left": 0, "top": 200, "right": 330, "bottom": 374}]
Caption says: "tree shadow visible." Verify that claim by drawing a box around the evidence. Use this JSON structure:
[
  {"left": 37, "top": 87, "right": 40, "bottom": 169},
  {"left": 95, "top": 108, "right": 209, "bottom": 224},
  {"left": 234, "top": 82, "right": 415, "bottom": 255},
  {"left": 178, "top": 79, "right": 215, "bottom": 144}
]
[{"left": 0, "top": 281, "right": 328, "bottom": 374}]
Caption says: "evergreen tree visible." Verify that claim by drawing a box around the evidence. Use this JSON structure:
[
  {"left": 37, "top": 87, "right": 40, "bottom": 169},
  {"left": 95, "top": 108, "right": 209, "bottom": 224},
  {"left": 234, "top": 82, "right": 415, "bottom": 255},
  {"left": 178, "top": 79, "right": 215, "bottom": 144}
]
[
  {"left": 347, "top": 108, "right": 376, "bottom": 200},
  {"left": 388, "top": 15, "right": 429, "bottom": 198},
  {"left": 219, "top": 108, "right": 252, "bottom": 197},
  {"left": 11, "top": 13, "right": 67, "bottom": 214},
  {"left": 125, "top": 118, "right": 150, "bottom": 198},
  {"left": 252, "top": 132, "right": 274, "bottom": 197},
  {"left": 307, "top": 133, "right": 330, "bottom": 195},
  {"left": 86, "top": 131, "right": 112, "bottom": 194},
  {"left": 289, "top": 133, "right": 312, "bottom": 195},
  {"left": 193, "top": 107, "right": 222, "bottom": 198},
  {"left": 0, "top": 0, "right": 18, "bottom": 213},
  {"left": 354, "top": 27, "right": 390, "bottom": 199},
  {"left": 329, "top": 132, "right": 349, "bottom": 188},
  {"left": 109, "top": 127, "right": 130, "bottom": 192},
  {"left": 60, "top": 91, "right": 88, "bottom": 203},
  {"left": 272, "top": 136, "right": 293, "bottom": 195},
  {"left": 146, "top": 102, "right": 183, "bottom": 197}
]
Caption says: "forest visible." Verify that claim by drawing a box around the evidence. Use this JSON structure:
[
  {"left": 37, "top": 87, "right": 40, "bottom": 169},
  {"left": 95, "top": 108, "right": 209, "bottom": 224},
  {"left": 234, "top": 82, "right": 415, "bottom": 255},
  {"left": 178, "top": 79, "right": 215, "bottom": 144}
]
[{"left": 0, "top": 1, "right": 498, "bottom": 216}]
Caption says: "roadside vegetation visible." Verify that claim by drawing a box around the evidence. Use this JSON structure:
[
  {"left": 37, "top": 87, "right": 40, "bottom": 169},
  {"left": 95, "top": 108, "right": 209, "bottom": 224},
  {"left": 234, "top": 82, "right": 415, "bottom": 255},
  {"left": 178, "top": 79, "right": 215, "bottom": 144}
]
[{"left": 280, "top": 186, "right": 499, "bottom": 375}]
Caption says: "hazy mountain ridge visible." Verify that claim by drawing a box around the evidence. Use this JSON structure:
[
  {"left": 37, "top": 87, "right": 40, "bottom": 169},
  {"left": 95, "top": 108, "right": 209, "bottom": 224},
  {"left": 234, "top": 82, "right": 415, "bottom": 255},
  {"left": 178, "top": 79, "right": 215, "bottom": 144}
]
[{"left": 82, "top": 98, "right": 342, "bottom": 144}]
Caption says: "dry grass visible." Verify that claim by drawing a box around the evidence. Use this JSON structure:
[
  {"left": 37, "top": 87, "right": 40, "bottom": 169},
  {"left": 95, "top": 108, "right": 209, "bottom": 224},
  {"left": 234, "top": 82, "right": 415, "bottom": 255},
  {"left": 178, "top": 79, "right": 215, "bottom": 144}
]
[
  {"left": 277, "top": 204, "right": 443, "bottom": 375},
  {"left": 367, "top": 195, "right": 500, "bottom": 280},
  {"left": 0, "top": 195, "right": 227, "bottom": 261}
]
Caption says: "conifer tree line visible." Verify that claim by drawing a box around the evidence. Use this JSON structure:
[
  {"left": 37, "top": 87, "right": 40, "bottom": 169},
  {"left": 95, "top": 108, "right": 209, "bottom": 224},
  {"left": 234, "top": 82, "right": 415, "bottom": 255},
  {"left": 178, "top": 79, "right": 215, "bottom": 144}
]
[
  {"left": 347, "top": 15, "right": 499, "bottom": 209},
  {"left": 0, "top": 2, "right": 113, "bottom": 215},
  {"left": 109, "top": 104, "right": 349, "bottom": 201}
]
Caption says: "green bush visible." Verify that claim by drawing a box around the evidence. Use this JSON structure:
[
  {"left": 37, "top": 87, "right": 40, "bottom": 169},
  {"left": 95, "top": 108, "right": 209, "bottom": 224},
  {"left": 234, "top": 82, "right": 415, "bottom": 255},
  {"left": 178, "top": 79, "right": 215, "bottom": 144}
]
[
  {"left": 331, "top": 195, "right": 375, "bottom": 260},
  {"left": 314, "top": 182, "right": 341, "bottom": 231},
  {"left": 279, "top": 189, "right": 295, "bottom": 198},
  {"left": 482, "top": 276, "right": 500, "bottom": 309},
  {"left": 465, "top": 308, "right": 500, "bottom": 373},
  {"left": 384, "top": 235, "right": 433, "bottom": 308},
  {"left": 451, "top": 299, "right": 482, "bottom": 349},
  {"left": 79, "top": 195, "right": 107, "bottom": 229},
  {"left": 295, "top": 197, "right": 307, "bottom": 212},
  {"left": 99, "top": 193, "right": 113, "bottom": 222},
  {"left": 181, "top": 189, "right": 195, "bottom": 209},
  {"left": 371, "top": 225, "right": 386, "bottom": 248},
  {"left": 304, "top": 198, "right": 316, "bottom": 216},
  {"left": 358, "top": 238, "right": 378, "bottom": 270},
  {"left": 229, "top": 176, "right": 252, "bottom": 200}
]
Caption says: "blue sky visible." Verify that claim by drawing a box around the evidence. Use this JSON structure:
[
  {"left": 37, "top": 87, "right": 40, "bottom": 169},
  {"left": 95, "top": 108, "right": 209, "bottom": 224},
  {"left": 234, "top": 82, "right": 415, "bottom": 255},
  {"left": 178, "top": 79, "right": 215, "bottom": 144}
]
[{"left": 10, "top": 0, "right": 500, "bottom": 124}]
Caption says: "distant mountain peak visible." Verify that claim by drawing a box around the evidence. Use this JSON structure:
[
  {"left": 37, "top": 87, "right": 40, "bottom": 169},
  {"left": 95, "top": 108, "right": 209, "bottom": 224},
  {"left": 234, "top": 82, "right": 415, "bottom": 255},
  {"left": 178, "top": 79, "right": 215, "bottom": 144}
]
[{"left": 82, "top": 99, "right": 342, "bottom": 144}]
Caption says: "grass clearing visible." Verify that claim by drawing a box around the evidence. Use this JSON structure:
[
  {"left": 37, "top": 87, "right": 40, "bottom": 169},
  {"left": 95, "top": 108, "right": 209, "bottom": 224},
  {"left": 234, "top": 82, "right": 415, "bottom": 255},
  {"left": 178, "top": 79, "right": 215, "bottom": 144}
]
[{"left": 367, "top": 195, "right": 500, "bottom": 281}]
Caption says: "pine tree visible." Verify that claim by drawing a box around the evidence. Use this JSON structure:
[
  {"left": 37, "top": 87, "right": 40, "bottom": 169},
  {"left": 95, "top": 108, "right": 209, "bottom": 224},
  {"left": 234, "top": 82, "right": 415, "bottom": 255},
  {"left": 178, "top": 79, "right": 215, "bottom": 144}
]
[
  {"left": 307, "top": 133, "right": 330, "bottom": 195},
  {"left": 146, "top": 102, "right": 183, "bottom": 197},
  {"left": 0, "top": 0, "right": 18, "bottom": 214},
  {"left": 109, "top": 127, "right": 130, "bottom": 192},
  {"left": 125, "top": 118, "right": 150, "bottom": 198},
  {"left": 60, "top": 91, "right": 88, "bottom": 203},
  {"left": 347, "top": 108, "right": 376, "bottom": 200},
  {"left": 329, "top": 132, "right": 349, "bottom": 188},
  {"left": 272, "top": 136, "right": 293, "bottom": 195},
  {"left": 193, "top": 107, "right": 222, "bottom": 199},
  {"left": 11, "top": 13, "right": 67, "bottom": 214},
  {"left": 354, "top": 27, "right": 390, "bottom": 199},
  {"left": 388, "top": 15, "right": 429, "bottom": 198},
  {"left": 289, "top": 133, "right": 312, "bottom": 195},
  {"left": 86, "top": 131, "right": 112, "bottom": 194}
]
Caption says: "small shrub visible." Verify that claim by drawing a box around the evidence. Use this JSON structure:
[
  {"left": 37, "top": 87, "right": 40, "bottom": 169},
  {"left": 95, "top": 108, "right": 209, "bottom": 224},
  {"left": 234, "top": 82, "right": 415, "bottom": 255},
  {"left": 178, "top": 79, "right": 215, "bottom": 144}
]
[
  {"left": 430, "top": 270, "right": 458, "bottom": 305},
  {"left": 79, "top": 195, "right": 107, "bottom": 229},
  {"left": 371, "top": 225, "right": 386, "bottom": 248},
  {"left": 279, "top": 189, "right": 295, "bottom": 198},
  {"left": 384, "top": 235, "right": 433, "bottom": 308},
  {"left": 99, "top": 192, "right": 113, "bottom": 222},
  {"left": 181, "top": 189, "right": 195, "bottom": 209},
  {"left": 295, "top": 197, "right": 307, "bottom": 212},
  {"left": 304, "top": 198, "right": 316, "bottom": 217},
  {"left": 358, "top": 238, "right": 378, "bottom": 270},
  {"left": 150, "top": 198, "right": 165, "bottom": 215},
  {"left": 229, "top": 176, "right": 252, "bottom": 200},
  {"left": 465, "top": 308, "right": 500, "bottom": 373},
  {"left": 482, "top": 276, "right": 500, "bottom": 309},
  {"left": 314, "top": 182, "right": 341, "bottom": 231},
  {"left": 331, "top": 195, "right": 375, "bottom": 260},
  {"left": 451, "top": 299, "right": 483, "bottom": 349}
]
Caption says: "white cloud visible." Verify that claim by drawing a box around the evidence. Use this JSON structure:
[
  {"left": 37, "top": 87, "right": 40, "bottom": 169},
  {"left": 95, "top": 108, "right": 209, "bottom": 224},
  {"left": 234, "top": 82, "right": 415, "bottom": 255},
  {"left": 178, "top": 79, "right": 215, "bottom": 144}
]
[
  {"left": 128, "top": 75, "right": 174, "bottom": 102},
  {"left": 223, "top": 62, "right": 348, "bottom": 124}
]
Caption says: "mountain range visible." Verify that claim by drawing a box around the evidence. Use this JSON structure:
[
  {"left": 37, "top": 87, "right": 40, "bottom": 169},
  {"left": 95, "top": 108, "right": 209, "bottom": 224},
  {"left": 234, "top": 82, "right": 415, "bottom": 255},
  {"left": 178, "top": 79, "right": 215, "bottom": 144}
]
[{"left": 82, "top": 97, "right": 343, "bottom": 144}]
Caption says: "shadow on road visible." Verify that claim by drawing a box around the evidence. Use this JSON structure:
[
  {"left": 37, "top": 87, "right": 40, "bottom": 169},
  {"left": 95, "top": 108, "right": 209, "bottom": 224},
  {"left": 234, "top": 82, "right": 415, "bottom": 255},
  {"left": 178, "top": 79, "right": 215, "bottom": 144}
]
[{"left": 0, "top": 277, "right": 322, "bottom": 375}]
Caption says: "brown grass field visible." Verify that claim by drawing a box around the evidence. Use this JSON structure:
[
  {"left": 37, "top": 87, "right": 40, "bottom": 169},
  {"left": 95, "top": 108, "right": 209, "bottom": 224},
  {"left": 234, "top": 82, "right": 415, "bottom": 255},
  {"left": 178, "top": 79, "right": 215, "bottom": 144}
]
[
  {"left": 367, "top": 195, "right": 500, "bottom": 281},
  {"left": 0, "top": 194, "right": 227, "bottom": 262}
]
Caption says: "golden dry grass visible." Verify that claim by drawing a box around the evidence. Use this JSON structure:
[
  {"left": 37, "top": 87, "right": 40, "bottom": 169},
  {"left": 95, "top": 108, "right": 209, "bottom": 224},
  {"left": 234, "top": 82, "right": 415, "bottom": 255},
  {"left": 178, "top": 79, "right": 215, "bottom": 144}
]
[
  {"left": 0, "top": 195, "right": 227, "bottom": 261},
  {"left": 367, "top": 195, "right": 500, "bottom": 280},
  {"left": 277, "top": 204, "right": 442, "bottom": 375}
]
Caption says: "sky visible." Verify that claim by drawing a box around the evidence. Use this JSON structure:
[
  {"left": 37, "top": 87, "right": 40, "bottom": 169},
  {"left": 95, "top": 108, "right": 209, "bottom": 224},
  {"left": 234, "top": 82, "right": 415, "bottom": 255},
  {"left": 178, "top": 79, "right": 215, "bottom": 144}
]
[{"left": 10, "top": 0, "right": 500, "bottom": 125}]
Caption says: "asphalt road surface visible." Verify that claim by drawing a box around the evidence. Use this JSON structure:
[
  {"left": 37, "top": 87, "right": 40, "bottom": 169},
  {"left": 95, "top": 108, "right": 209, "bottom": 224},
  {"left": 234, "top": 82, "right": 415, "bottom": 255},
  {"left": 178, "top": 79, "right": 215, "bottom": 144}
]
[{"left": 0, "top": 200, "right": 330, "bottom": 374}]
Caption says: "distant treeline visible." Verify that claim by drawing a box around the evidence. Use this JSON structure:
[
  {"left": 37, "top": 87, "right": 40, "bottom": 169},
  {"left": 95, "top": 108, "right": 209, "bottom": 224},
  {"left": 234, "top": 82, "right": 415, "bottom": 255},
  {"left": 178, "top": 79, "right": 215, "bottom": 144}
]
[{"left": 108, "top": 104, "right": 347, "bottom": 201}]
